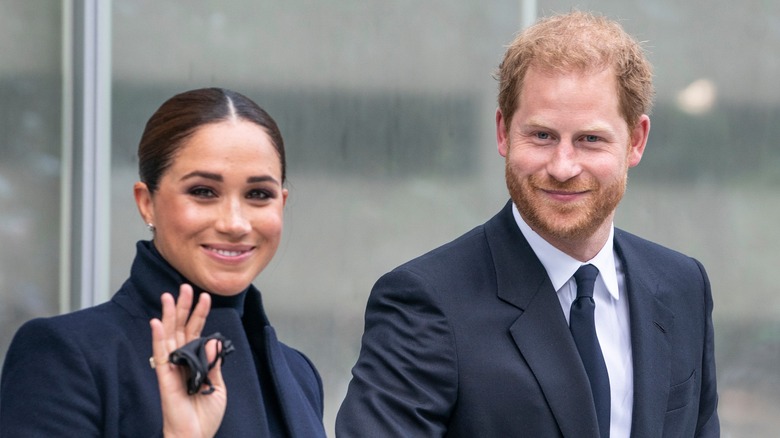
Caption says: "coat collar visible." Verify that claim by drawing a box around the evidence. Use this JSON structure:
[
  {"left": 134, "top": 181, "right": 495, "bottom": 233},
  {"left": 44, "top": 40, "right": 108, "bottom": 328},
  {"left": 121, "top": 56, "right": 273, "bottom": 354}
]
[
  {"left": 113, "top": 241, "right": 252, "bottom": 318},
  {"left": 112, "top": 241, "right": 325, "bottom": 437}
]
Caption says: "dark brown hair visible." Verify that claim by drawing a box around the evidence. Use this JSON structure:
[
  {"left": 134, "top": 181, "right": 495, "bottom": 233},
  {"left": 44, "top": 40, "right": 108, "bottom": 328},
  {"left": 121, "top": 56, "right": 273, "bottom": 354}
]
[{"left": 138, "top": 87, "right": 286, "bottom": 193}]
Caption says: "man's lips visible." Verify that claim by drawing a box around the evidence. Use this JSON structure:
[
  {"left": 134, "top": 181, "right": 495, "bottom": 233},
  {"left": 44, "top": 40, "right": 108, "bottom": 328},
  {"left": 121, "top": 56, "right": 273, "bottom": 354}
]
[{"left": 539, "top": 188, "right": 590, "bottom": 201}]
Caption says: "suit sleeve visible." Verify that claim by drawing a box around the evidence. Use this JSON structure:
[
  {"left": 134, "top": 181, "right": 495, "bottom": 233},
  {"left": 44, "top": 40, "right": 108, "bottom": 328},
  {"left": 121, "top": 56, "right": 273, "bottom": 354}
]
[
  {"left": 336, "top": 268, "right": 458, "bottom": 437},
  {"left": 0, "top": 318, "right": 103, "bottom": 437},
  {"left": 694, "top": 259, "right": 720, "bottom": 437}
]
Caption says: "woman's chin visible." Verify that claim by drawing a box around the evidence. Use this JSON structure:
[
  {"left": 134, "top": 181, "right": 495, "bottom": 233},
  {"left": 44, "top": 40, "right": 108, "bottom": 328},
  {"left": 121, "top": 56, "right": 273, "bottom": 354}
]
[
  {"left": 196, "top": 276, "right": 253, "bottom": 296},
  {"left": 207, "top": 286, "right": 250, "bottom": 296}
]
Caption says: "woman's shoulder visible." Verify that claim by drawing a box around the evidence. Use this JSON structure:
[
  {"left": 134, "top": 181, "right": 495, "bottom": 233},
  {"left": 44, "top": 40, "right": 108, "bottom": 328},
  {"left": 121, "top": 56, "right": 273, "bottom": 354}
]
[
  {"left": 20, "top": 300, "right": 130, "bottom": 332},
  {"left": 1, "top": 302, "right": 159, "bottom": 436},
  {"left": 7, "top": 300, "right": 145, "bottom": 364},
  {"left": 277, "top": 341, "right": 319, "bottom": 376}
]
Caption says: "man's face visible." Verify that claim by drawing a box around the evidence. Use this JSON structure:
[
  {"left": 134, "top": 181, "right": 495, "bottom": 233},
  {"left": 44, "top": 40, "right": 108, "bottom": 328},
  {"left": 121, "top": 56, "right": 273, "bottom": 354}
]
[{"left": 496, "top": 66, "right": 649, "bottom": 249}]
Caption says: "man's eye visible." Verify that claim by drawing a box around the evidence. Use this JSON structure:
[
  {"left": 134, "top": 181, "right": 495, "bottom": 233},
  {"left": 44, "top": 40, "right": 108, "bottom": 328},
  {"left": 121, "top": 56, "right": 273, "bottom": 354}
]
[
  {"left": 584, "top": 135, "right": 599, "bottom": 142},
  {"left": 536, "top": 132, "right": 551, "bottom": 140}
]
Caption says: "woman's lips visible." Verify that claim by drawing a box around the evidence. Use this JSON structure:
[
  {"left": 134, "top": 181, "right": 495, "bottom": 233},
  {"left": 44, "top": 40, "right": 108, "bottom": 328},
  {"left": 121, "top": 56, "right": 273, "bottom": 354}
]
[{"left": 202, "top": 244, "right": 255, "bottom": 261}]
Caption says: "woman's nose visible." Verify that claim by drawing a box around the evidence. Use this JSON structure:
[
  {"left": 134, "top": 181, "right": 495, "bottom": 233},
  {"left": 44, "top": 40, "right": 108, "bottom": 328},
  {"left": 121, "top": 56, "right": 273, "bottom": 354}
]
[{"left": 216, "top": 198, "right": 251, "bottom": 235}]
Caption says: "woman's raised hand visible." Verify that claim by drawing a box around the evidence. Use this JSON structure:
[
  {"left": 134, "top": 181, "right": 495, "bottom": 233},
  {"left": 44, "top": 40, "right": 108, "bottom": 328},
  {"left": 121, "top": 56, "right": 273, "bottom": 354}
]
[{"left": 150, "top": 284, "right": 226, "bottom": 438}]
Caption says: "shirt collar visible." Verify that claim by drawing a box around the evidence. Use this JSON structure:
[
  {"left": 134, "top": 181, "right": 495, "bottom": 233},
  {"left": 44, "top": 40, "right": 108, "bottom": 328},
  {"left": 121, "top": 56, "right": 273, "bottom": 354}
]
[{"left": 511, "top": 203, "right": 620, "bottom": 300}]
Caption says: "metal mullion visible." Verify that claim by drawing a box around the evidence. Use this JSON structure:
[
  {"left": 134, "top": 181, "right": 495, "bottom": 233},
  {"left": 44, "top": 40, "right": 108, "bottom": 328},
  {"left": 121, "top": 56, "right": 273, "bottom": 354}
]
[{"left": 70, "top": 0, "right": 112, "bottom": 310}]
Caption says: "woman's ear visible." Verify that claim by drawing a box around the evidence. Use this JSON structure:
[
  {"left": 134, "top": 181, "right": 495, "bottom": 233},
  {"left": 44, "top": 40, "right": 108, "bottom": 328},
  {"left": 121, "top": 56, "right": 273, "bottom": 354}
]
[{"left": 133, "top": 181, "right": 155, "bottom": 225}]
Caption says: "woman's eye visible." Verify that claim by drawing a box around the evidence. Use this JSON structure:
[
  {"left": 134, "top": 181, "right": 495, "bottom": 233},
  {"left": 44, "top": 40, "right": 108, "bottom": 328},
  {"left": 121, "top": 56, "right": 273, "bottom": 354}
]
[
  {"left": 190, "top": 187, "right": 216, "bottom": 198},
  {"left": 247, "top": 189, "right": 274, "bottom": 200}
]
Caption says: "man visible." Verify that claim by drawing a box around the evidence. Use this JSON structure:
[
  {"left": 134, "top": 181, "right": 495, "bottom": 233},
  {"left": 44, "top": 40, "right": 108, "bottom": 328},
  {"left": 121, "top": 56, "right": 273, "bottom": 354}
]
[{"left": 336, "top": 11, "right": 719, "bottom": 438}]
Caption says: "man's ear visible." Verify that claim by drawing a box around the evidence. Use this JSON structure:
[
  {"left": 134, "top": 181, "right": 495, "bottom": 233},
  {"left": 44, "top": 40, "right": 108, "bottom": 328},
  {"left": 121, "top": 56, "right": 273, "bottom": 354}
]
[
  {"left": 496, "top": 108, "right": 510, "bottom": 158},
  {"left": 628, "top": 114, "right": 650, "bottom": 168}
]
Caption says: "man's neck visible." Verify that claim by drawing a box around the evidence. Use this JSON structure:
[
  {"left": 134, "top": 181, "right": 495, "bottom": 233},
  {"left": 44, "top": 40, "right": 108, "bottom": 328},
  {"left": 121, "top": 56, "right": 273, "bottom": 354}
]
[
  {"left": 518, "top": 209, "right": 615, "bottom": 262},
  {"left": 537, "top": 224, "right": 612, "bottom": 262}
]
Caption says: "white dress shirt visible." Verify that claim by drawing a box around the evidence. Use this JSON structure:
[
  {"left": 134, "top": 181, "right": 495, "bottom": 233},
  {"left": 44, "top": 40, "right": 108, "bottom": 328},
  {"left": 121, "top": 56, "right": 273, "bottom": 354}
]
[{"left": 512, "top": 204, "right": 633, "bottom": 438}]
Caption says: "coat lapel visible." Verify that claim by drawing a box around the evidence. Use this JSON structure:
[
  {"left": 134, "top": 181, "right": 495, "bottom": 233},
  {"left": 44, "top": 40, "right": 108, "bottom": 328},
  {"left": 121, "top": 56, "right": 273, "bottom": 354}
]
[
  {"left": 203, "top": 308, "right": 271, "bottom": 436},
  {"left": 614, "top": 231, "right": 674, "bottom": 437},
  {"left": 242, "top": 289, "right": 326, "bottom": 438},
  {"left": 264, "top": 326, "right": 326, "bottom": 438},
  {"left": 486, "top": 202, "right": 600, "bottom": 438}
]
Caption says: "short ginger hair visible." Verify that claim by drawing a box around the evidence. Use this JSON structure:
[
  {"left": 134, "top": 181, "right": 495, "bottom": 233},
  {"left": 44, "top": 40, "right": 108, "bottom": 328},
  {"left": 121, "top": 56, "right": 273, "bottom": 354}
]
[{"left": 497, "top": 11, "right": 654, "bottom": 131}]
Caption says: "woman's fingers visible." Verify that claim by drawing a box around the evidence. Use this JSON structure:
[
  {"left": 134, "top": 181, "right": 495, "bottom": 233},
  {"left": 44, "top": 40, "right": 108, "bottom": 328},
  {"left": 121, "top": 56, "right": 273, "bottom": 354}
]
[
  {"left": 159, "top": 292, "right": 178, "bottom": 352},
  {"left": 151, "top": 289, "right": 227, "bottom": 437},
  {"left": 149, "top": 318, "right": 169, "bottom": 369},
  {"left": 186, "top": 293, "right": 211, "bottom": 342},
  {"left": 158, "top": 285, "right": 214, "bottom": 349},
  {"left": 174, "top": 285, "right": 194, "bottom": 346}
]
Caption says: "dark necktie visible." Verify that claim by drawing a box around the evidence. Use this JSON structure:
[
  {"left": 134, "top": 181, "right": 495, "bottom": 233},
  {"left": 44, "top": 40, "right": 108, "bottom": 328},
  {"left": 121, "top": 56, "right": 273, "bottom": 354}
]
[{"left": 570, "top": 264, "right": 610, "bottom": 438}]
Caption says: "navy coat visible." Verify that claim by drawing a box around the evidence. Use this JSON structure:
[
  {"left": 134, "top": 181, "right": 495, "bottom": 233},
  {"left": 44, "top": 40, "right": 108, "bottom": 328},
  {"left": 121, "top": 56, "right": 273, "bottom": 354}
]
[
  {"left": 337, "top": 201, "right": 719, "bottom": 437},
  {"left": 1, "top": 241, "right": 326, "bottom": 437}
]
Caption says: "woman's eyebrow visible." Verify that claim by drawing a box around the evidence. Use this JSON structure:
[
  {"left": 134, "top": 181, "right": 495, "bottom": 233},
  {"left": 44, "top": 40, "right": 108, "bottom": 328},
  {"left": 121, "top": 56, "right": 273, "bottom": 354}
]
[
  {"left": 180, "top": 170, "right": 222, "bottom": 182},
  {"left": 180, "top": 171, "right": 279, "bottom": 185},
  {"left": 247, "top": 175, "right": 279, "bottom": 185}
]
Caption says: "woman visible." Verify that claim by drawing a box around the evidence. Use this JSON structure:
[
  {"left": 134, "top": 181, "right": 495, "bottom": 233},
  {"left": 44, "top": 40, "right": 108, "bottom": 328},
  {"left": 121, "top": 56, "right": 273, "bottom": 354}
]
[{"left": 0, "top": 88, "right": 327, "bottom": 437}]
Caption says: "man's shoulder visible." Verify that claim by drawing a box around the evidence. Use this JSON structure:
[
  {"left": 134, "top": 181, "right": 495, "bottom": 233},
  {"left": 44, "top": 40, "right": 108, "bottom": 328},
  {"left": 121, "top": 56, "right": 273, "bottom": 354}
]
[
  {"left": 395, "top": 222, "right": 490, "bottom": 273},
  {"left": 394, "top": 203, "right": 516, "bottom": 273},
  {"left": 614, "top": 228, "right": 695, "bottom": 261},
  {"left": 614, "top": 227, "right": 705, "bottom": 280}
]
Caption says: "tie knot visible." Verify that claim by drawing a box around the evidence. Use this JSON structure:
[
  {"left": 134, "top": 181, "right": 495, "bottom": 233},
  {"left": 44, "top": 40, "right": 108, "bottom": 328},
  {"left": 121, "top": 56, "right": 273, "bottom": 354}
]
[{"left": 574, "top": 264, "right": 599, "bottom": 299}]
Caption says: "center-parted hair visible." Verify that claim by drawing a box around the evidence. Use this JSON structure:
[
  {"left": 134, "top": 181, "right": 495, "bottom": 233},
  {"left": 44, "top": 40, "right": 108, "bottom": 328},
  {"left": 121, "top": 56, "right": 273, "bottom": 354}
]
[
  {"left": 497, "top": 11, "right": 654, "bottom": 131},
  {"left": 138, "top": 87, "right": 286, "bottom": 193}
]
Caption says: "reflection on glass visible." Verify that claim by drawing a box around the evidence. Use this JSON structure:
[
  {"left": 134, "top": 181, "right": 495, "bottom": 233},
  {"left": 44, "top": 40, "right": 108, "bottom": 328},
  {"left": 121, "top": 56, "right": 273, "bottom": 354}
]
[{"left": 0, "top": 1, "right": 63, "bottom": 362}]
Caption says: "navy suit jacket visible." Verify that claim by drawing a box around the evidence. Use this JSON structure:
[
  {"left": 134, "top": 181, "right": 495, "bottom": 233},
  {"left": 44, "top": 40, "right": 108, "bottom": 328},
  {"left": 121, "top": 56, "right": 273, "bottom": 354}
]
[
  {"left": 337, "top": 201, "right": 719, "bottom": 437},
  {"left": 0, "top": 241, "right": 326, "bottom": 438}
]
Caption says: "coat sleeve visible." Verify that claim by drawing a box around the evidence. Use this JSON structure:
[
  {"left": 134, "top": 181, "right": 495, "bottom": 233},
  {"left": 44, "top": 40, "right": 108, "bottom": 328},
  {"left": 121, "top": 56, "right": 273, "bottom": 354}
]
[
  {"left": 694, "top": 259, "right": 720, "bottom": 437},
  {"left": 336, "top": 268, "right": 458, "bottom": 437},
  {"left": 0, "top": 318, "right": 103, "bottom": 437}
]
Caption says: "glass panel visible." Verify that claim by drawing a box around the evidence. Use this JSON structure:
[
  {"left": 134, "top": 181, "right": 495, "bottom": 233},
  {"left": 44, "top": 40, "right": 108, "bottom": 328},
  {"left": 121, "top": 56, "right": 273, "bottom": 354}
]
[
  {"left": 112, "top": 1, "right": 780, "bottom": 434},
  {"left": 111, "top": 1, "right": 517, "bottom": 432},
  {"left": 0, "top": 1, "right": 64, "bottom": 362}
]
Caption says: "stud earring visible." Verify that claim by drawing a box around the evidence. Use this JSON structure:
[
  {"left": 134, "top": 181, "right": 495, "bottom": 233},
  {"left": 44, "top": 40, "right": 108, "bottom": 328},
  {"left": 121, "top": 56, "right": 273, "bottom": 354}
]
[{"left": 146, "top": 223, "right": 155, "bottom": 232}]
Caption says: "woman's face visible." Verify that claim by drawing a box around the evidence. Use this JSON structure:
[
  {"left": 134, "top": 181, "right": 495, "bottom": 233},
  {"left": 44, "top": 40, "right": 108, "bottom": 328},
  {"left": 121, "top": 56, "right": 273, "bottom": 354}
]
[{"left": 134, "top": 119, "right": 287, "bottom": 296}]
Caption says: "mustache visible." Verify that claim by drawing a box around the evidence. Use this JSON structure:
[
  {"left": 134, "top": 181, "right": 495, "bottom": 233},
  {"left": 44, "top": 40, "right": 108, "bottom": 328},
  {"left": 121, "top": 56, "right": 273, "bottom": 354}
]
[{"left": 528, "top": 174, "right": 596, "bottom": 192}]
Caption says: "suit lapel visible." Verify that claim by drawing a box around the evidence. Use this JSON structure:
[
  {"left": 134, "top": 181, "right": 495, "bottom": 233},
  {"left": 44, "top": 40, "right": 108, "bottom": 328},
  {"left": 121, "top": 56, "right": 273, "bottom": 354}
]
[
  {"left": 614, "top": 231, "right": 674, "bottom": 436},
  {"left": 486, "top": 202, "right": 600, "bottom": 438}
]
